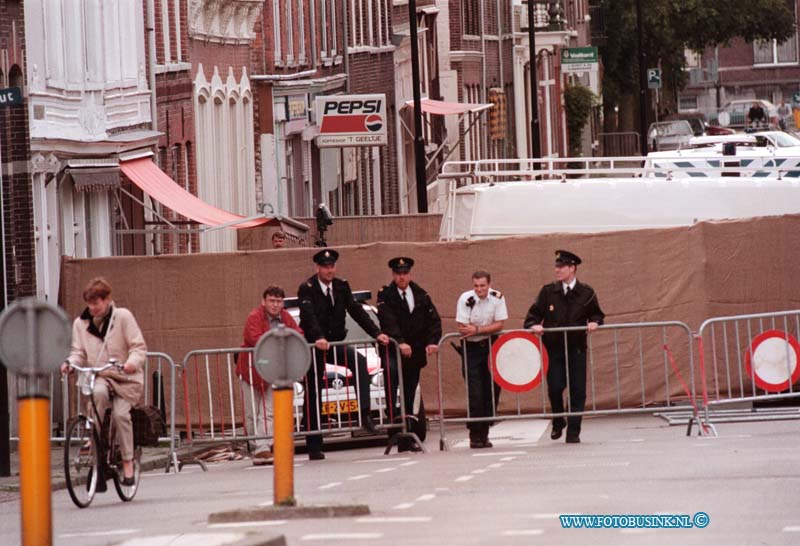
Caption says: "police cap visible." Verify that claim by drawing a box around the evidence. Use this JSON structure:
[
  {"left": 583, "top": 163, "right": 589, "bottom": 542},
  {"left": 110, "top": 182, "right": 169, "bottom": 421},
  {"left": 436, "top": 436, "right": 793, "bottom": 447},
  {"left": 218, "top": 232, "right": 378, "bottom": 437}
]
[
  {"left": 555, "top": 249, "right": 582, "bottom": 266},
  {"left": 313, "top": 248, "right": 339, "bottom": 265},
  {"left": 388, "top": 256, "right": 414, "bottom": 273}
]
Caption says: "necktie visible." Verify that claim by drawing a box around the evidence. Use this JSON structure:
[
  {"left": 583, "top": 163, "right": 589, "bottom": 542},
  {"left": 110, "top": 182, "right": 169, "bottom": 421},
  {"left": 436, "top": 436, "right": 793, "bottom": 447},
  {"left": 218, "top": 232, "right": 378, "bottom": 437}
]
[
  {"left": 402, "top": 290, "right": 412, "bottom": 314},
  {"left": 326, "top": 286, "right": 333, "bottom": 306},
  {"left": 565, "top": 286, "right": 571, "bottom": 296}
]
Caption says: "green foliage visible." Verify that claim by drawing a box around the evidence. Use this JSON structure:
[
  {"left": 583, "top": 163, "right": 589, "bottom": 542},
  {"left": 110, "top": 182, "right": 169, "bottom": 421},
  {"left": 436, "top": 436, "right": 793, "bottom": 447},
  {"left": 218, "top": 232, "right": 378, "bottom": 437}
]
[
  {"left": 564, "top": 84, "right": 597, "bottom": 156},
  {"left": 600, "top": 0, "right": 795, "bottom": 108}
]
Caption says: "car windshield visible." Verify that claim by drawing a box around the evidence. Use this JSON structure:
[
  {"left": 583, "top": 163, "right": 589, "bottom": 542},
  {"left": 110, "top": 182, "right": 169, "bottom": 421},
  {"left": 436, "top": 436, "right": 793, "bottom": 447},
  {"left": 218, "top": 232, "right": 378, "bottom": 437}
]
[
  {"left": 770, "top": 132, "right": 800, "bottom": 147},
  {"left": 654, "top": 122, "right": 691, "bottom": 136},
  {"left": 344, "top": 307, "right": 379, "bottom": 342}
]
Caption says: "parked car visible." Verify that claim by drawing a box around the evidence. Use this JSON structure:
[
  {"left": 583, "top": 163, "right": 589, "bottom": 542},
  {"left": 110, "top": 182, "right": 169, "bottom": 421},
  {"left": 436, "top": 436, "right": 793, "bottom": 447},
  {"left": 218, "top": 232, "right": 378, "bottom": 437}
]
[
  {"left": 647, "top": 120, "right": 694, "bottom": 152},
  {"left": 665, "top": 113, "right": 735, "bottom": 137},
  {"left": 284, "top": 291, "right": 427, "bottom": 440},
  {"left": 709, "top": 99, "right": 779, "bottom": 130}
]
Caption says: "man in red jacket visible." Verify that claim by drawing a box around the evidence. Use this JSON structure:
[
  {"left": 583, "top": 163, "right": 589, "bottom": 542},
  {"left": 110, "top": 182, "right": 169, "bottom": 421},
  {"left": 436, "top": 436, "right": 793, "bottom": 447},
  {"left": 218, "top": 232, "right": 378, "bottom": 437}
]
[{"left": 236, "top": 286, "right": 303, "bottom": 465}]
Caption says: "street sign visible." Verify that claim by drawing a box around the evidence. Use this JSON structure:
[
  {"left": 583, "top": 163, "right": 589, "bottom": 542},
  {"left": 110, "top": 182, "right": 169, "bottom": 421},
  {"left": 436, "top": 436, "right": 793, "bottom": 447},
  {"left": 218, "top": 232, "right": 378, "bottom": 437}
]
[
  {"left": 745, "top": 330, "right": 800, "bottom": 393},
  {"left": 0, "top": 299, "right": 70, "bottom": 376},
  {"left": 315, "top": 94, "right": 388, "bottom": 147},
  {"left": 490, "top": 332, "right": 548, "bottom": 393},
  {"left": 253, "top": 325, "right": 311, "bottom": 387},
  {"left": 647, "top": 68, "right": 662, "bottom": 90},
  {"left": 560, "top": 47, "right": 599, "bottom": 73},
  {"left": 0, "top": 87, "right": 23, "bottom": 109}
]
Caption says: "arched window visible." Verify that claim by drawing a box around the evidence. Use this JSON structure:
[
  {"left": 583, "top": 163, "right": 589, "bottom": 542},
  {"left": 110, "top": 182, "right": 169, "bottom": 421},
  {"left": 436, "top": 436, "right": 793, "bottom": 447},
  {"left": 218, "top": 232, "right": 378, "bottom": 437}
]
[{"left": 9, "top": 65, "right": 23, "bottom": 88}]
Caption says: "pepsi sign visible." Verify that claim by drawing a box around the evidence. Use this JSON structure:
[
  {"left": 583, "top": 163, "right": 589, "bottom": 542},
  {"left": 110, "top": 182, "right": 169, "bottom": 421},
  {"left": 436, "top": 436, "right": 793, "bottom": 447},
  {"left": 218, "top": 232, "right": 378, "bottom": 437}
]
[{"left": 315, "top": 94, "right": 388, "bottom": 147}]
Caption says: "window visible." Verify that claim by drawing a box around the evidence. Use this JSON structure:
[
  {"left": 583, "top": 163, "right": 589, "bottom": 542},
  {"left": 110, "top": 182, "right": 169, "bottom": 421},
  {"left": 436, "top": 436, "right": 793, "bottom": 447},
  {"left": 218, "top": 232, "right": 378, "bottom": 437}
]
[
  {"left": 321, "top": 0, "right": 338, "bottom": 59},
  {"left": 754, "top": 36, "right": 798, "bottom": 65},
  {"left": 350, "top": 0, "right": 390, "bottom": 48},
  {"left": 194, "top": 68, "right": 256, "bottom": 252},
  {"left": 274, "top": 0, "right": 283, "bottom": 63},
  {"left": 463, "top": 0, "right": 480, "bottom": 36},
  {"left": 678, "top": 96, "right": 698, "bottom": 112}
]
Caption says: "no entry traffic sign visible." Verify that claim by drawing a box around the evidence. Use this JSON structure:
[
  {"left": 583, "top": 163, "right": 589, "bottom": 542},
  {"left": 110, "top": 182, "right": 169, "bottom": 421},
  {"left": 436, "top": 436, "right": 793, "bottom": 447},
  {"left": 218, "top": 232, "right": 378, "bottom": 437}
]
[
  {"left": 744, "top": 330, "right": 800, "bottom": 392},
  {"left": 490, "top": 332, "right": 548, "bottom": 393}
]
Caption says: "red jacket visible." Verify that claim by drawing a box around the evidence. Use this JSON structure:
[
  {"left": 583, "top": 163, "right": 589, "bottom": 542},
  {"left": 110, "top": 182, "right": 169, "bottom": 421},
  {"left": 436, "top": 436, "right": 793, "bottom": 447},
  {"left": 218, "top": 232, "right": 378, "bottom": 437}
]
[{"left": 236, "top": 307, "right": 303, "bottom": 390}]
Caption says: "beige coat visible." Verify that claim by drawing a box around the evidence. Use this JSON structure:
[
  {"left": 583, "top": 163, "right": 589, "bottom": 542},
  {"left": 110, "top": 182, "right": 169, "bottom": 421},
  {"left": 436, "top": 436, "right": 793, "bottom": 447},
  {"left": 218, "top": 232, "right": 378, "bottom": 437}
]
[{"left": 67, "top": 304, "right": 148, "bottom": 406}]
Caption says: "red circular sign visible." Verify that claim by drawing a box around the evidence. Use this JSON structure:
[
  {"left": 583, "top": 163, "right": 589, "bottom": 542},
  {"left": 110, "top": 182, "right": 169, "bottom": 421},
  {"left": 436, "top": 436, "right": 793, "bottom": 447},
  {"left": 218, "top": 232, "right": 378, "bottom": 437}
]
[
  {"left": 744, "top": 330, "right": 800, "bottom": 392},
  {"left": 490, "top": 332, "right": 548, "bottom": 393}
]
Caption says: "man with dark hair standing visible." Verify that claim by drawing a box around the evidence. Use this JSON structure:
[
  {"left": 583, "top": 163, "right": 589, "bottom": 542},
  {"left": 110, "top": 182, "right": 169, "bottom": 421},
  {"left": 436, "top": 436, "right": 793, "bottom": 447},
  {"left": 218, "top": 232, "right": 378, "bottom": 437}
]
[
  {"left": 455, "top": 270, "right": 507, "bottom": 449},
  {"left": 236, "top": 285, "right": 302, "bottom": 465},
  {"left": 524, "top": 250, "right": 604, "bottom": 444},
  {"left": 297, "top": 249, "right": 389, "bottom": 460},
  {"left": 377, "top": 257, "right": 442, "bottom": 452}
]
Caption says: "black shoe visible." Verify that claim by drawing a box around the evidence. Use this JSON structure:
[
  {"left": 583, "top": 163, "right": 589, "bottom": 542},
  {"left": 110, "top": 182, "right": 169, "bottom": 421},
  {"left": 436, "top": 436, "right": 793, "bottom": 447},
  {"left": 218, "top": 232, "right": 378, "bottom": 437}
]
[
  {"left": 96, "top": 478, "right": 108, "bottom": 493},
  {"left": 121, "top": 476, "right": 135, "bottom": 486},
  {"left": 362, "top": 415, "right": 379, "bottom": 434},
  {"left": 308, "top": 450, "right": 326, "bottom": 461},
  {"left": 565, "top": 436, "right": 581, "bottom": 444},
  {"left": 470, "top": 439, "right": 486, "bottom": 449},
  {"left": 551, "top": 428, "right": 563, "bottom": 440},
  {"left": 482, "top": 439, "right": 493, "bottom": 448}
]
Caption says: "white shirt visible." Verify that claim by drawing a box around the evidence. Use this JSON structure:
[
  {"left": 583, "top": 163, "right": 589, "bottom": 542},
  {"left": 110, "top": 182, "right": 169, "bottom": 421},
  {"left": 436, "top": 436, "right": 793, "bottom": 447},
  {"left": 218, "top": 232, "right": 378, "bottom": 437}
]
[
  {"left": 456, "top": 289, "right": 508, "bottom": 341},
  {"left": 318, "top": 278, "right": 334, "bottom": 305},
  {"left": 562, "top": 278, "right": 577, "bottom": 294},
  {"left": 397, "top": 285, "right": 415, "bottom": 313}
]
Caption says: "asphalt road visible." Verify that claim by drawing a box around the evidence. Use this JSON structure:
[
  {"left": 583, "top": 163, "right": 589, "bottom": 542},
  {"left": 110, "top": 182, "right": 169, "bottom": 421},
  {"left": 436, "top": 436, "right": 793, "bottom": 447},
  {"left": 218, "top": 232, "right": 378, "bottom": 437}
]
[{"left": 2, "top": 414, "right": 799, "bottom": 546}]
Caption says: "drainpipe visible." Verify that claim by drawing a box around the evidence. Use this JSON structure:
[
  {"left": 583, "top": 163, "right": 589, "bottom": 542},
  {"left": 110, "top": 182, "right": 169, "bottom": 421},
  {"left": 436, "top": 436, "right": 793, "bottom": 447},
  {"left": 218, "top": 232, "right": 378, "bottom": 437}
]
[
  {"left": 496, "top": 0, "right": 505, "bottom": 157},
  {"left": 309, "top": 0, "right": 318, "bottom": 70},
  {"left": 480, "top": 0, "right": 487, "bottom": 158},
  {"left": 343, "top": 0, "right": 350, "bottom": 92},
  {"left": 146, "top": 0, "right": 157, "bottom": 132}
]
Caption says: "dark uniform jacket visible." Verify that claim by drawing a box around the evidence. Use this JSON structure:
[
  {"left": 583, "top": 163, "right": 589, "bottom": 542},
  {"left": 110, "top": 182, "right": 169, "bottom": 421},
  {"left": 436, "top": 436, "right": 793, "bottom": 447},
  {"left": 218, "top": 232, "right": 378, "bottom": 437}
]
[
  {"left": 297, "top": 275, "right": 381, "bottom": 343},
  {"left": 376, "top": 281, "right": 442, "bottom": 368},
  {"left": 523, "top": 281, "right": 605, "bottom": 350}
]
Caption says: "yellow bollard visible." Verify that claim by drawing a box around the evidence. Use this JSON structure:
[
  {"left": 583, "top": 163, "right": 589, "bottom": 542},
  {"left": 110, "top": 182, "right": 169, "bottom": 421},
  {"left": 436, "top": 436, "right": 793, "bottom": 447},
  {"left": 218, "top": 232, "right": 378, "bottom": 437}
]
[
  {"left": 272, "top": 388, "right": 295, "bottom": 505},
  {"left": 19, "top": 396, "right": 52, "bottom": 546}
]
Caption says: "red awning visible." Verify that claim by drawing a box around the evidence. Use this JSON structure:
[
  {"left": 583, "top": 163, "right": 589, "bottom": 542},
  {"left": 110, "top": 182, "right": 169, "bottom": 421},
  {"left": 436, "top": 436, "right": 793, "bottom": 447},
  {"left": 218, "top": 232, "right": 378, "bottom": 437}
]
[
  {"left": 120, "top": 158, "right": 268, "bottom": 229},
  {"left": 403, "top": 98, "right": 492, "bottom": 116}
]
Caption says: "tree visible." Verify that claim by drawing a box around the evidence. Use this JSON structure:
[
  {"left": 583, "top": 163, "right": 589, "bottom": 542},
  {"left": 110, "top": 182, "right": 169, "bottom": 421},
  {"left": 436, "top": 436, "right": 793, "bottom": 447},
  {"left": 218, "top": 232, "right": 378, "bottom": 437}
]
[
  {"left": 564, "top": 84, "right": 597, "bottom": 156},
  {"left": 600, "top": 0, "right": 795, "bottom": 132}
]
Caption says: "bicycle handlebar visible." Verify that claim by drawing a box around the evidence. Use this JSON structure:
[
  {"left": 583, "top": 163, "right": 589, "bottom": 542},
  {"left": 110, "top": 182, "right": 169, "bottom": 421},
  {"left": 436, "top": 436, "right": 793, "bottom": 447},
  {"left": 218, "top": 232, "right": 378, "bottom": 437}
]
[{"left": 67, "top": 359, "right": 123, "bottom": 374}]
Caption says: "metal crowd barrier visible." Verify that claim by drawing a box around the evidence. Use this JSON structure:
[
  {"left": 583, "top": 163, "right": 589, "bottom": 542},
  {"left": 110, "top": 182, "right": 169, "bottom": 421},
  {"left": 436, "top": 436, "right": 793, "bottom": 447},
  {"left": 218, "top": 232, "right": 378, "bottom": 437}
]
[
  {"left": 693, "top": 310, "right": 800, "bottom": 435},
  {"left": 435, "top": 321, "right": 698, "bottom": 450},
  {"left": 46, "top": 352, "right": 180, "bottom": 473},
  {"left": 176, "top": 338, "right": 410, "bottom": 471}
]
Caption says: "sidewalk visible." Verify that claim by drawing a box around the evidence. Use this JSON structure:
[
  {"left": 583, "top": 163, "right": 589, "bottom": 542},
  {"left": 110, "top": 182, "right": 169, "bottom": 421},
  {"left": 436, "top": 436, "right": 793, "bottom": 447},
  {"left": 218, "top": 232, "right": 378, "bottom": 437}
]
[{"left": 0, "top": 444, "right": 173, "bottom": 501}]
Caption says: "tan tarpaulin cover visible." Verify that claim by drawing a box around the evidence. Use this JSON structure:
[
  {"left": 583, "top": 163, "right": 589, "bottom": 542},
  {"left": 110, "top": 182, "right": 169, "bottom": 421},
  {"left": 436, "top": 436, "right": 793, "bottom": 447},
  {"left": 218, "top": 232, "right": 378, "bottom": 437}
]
[{"left": 60, "top": 215, "right": 800, "bottom": 422}]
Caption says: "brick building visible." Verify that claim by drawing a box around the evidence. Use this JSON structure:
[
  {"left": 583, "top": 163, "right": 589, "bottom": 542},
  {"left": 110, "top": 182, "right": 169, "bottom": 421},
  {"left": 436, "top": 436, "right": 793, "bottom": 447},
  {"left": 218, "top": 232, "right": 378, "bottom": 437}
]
[
  {"left": 678, "top": 1, "right": 800, "bottom": 121},
  {"left": 0, "top": 0, "right": 34, "bottom": 304}
]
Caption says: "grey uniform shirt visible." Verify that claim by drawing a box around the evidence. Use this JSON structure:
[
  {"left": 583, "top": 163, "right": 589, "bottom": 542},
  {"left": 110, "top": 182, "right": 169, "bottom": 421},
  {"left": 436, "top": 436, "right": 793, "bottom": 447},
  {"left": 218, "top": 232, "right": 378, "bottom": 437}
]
[{"left": 456, "top": 289, "right": 508, "bottom": 341}]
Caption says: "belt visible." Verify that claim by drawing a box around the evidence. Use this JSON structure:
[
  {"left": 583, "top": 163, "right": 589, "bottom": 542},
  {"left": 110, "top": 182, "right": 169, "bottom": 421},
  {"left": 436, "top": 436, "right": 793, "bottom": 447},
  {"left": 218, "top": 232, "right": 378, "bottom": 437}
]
[{"left": 465, "top": 338, "right": 491, "bottom": 347}]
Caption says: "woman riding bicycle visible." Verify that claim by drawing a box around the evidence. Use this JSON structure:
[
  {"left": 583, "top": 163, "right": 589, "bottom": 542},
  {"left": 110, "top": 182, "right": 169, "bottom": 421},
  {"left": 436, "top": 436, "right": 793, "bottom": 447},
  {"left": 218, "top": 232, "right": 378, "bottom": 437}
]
[{"left": 61, "top": 277, "right": 147, "bottom": 486}]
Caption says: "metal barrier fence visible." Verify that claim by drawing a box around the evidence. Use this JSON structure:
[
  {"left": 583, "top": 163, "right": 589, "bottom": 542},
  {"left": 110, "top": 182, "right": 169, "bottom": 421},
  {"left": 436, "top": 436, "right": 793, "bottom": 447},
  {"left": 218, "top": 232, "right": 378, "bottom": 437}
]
[
  {"left": 177, "top": 339, "right": 411, "bottom": 470},
  {"left": 435, "top": 322, "right": 698, "bottom": 450},
  {"left": 693, "top": 310, "right": 800, "bottom": 435},
  {"left": 599, "top": 132, "right": 641, "bottom": 157},
  {"left": 16, "top": 352, "right": 182, "bottom": 473}
]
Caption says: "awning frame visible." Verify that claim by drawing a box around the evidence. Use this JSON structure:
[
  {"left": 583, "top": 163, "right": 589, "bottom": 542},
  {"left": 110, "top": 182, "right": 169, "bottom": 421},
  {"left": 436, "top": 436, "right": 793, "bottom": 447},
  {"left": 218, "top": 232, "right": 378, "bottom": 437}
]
[{"left": 400, "top": 99, "right": 491, "bottom": 184}]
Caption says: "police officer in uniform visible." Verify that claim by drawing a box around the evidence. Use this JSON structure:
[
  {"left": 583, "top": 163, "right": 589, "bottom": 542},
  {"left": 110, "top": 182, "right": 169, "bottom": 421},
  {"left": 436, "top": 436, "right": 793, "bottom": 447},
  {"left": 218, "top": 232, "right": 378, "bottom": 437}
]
[
  {"left": 377, "top": 257, "right": 442, "bottom": 451},
  {"left": 524, "top": 250, "right": 604, "bottom": 443},
  {"left": 297, "top": 249, "right": 389, "bottom": 460},
  {"left": 455, "top": 270, "right": 508, "bottom": 448}
]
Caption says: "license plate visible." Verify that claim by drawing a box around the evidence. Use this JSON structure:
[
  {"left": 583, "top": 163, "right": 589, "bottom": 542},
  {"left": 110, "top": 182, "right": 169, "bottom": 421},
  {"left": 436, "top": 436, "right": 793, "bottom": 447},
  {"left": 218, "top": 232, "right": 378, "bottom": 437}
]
[{"left": 322, "top": 400, "right": 359, "bottom": 415}]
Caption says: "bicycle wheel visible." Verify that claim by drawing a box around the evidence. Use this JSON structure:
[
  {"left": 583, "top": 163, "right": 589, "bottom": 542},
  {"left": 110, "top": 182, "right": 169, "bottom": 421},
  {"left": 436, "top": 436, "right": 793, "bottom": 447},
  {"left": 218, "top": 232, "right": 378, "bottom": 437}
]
[
  {"left": 64, "top": 416, "right": 98, "bottom": 508},
  {"left": 112, "top": 445, "right": 141, "bottom": 502}
]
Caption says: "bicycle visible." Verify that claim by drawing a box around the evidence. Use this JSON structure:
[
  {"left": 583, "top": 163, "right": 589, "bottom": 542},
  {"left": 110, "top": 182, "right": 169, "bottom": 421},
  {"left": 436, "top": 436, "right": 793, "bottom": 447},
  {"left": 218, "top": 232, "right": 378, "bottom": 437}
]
[{"left": 63, "top": 360, "right": 142, "bottom": 508}]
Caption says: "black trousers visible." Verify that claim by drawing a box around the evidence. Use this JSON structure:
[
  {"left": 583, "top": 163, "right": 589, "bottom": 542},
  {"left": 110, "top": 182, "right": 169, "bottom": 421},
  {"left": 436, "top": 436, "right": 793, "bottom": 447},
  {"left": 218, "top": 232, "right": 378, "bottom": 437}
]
[
  {"left": 462, "top": 340, "right": 501, "bottom": 437},
  {"left": 303, "top": 344, "right": 371, "bottom": 451},
  {"left": 380, "top": 348, "right": 422, "bottom": 423},
  {"left": 546, "top": 346, "right": 587, "bottom": 437}
]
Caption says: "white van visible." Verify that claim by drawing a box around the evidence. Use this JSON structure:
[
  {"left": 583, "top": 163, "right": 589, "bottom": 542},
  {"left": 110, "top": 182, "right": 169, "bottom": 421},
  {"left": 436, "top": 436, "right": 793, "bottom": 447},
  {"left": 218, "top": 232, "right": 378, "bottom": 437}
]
[{"left": 435, "top": 157, "right": 800, "bottom": 240}]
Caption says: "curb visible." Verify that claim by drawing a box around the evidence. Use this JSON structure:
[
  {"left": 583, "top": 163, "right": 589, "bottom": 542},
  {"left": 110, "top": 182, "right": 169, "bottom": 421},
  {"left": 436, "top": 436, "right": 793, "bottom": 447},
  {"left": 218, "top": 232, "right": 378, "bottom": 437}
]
[{"left": 208, "top": 504, "right": 370, "bottom": 523}]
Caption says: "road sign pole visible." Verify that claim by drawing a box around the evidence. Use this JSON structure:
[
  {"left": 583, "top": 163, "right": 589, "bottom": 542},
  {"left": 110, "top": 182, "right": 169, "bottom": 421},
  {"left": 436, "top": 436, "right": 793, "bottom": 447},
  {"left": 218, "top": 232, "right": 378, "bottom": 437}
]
[
  {"left": 19, "top": 392, "right": 51, "bottom": 546},
  {"left": 273, "top": 387, "right": 294, "bottom": 506},
  {"left": 253, "top": 325, "right": 310, "bottom": 508},
  {"left": 0, "top": 298, "right": 70, "bottom": 546}
]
